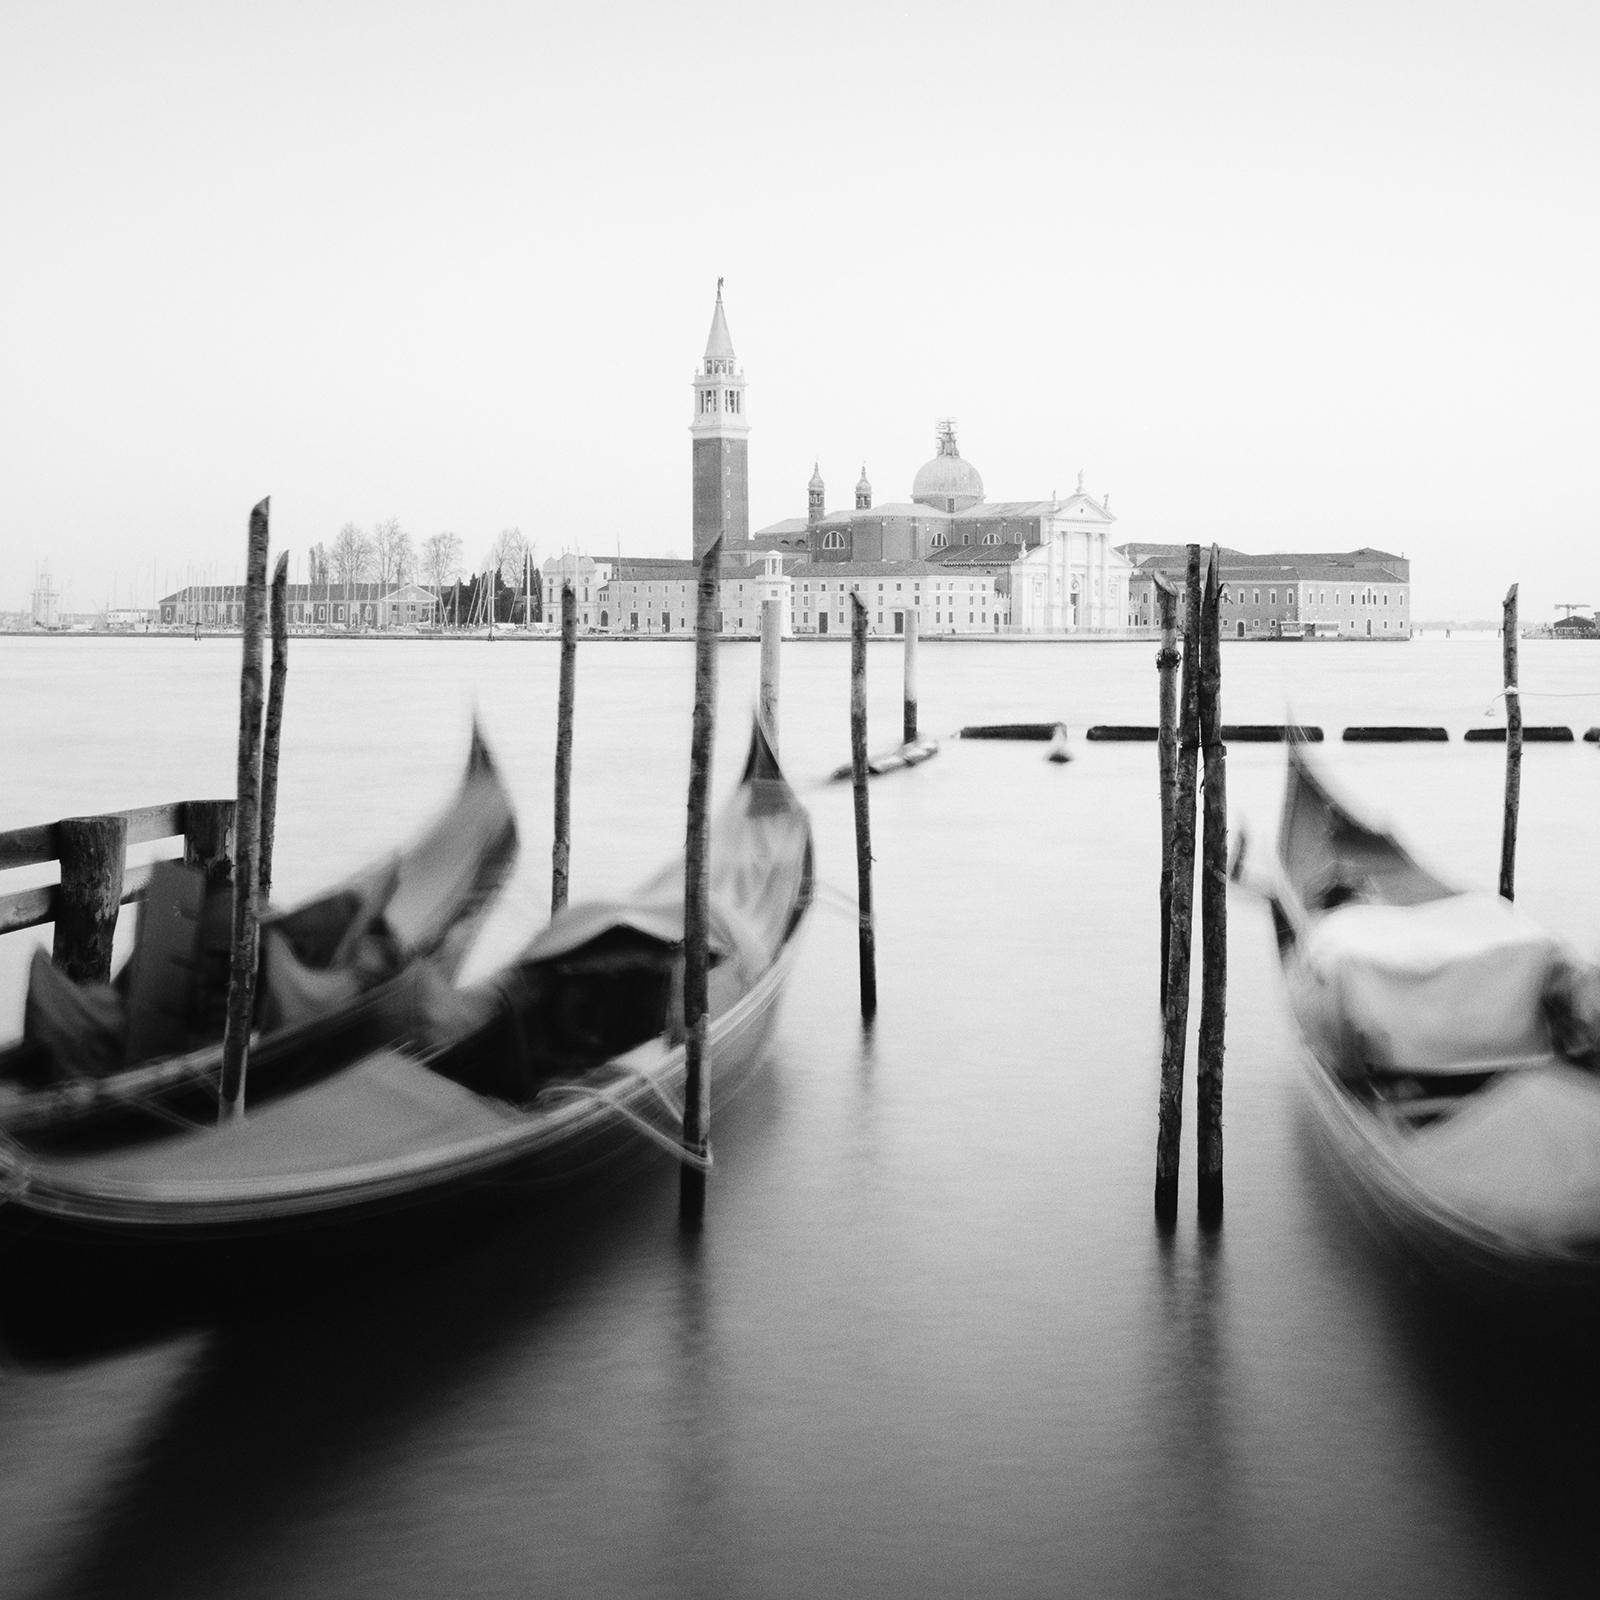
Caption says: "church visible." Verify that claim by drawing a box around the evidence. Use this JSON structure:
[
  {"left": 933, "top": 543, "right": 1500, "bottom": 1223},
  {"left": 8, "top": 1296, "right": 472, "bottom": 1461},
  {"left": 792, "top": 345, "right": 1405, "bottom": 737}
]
[
  {"left": 750, "top": 423, "right": 1133, "bottom": 633},
  {"left": 548, "top": 285, "right": 1138, "bottom": 637}
]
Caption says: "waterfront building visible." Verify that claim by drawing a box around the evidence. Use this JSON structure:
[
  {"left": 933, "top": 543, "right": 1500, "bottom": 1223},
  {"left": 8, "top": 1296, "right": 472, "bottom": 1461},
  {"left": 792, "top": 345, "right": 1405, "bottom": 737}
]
[
  {"left": 787, "top": 560, "right": 1000, "bottom": 637},
  {"left": 157, "top": 582, "right": 441, "bottom": 630},
  {"left": 102, "top": 607, "right": 156, "bottom": 631},
  {"left": 1123, "top": 545, "right": 1412, "bottom": 639},
  {"left": 545, "top": 550, "right": 791, "bottom": 636},
  {"left": 753, "top": 429, "right": 1134, "bottom": 633}
]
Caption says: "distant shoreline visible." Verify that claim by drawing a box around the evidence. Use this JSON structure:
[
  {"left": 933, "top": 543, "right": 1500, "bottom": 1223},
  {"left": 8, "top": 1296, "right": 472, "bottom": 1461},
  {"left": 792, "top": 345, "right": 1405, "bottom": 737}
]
[{"left": 0, "top": 628, "right": 1439, "bottom": 646}]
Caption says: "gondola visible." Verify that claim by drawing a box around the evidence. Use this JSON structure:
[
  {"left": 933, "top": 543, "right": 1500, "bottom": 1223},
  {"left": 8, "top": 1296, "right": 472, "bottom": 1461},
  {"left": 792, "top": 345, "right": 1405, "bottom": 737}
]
[
  {"left": 0, "top": 723, "right": 518, "bottom": 1136},
  {"left": 0, "top": 715, "right": 811, "bottom": 1296},
  {"left": 1269, "top": 738, "right": 1600, "bottom": 1286}
]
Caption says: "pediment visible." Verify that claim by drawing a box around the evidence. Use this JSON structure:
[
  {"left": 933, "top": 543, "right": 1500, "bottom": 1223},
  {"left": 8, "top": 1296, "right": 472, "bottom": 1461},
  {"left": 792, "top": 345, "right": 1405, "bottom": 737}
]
[{"left": 1054, "top": 493, "right": 1116, "bottom": 524}]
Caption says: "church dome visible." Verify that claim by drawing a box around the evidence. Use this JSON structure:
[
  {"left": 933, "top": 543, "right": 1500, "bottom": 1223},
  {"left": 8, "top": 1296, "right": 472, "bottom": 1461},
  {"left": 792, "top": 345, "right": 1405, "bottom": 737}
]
[{"left": 911, "top": 421, "right": 983, "bottom": 512}]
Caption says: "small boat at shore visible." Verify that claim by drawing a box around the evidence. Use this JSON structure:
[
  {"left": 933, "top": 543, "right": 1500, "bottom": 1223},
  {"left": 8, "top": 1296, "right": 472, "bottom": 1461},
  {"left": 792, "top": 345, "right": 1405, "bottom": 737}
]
[
  {"left": 0, "top": 725, "right": 518, "bottom": 1135},
  {"left": 1269, "top": 739, "right": 1600, "bottom": 1288},
  {"left": 0, "top": 717, "right": 812, "bottom": 1301}
]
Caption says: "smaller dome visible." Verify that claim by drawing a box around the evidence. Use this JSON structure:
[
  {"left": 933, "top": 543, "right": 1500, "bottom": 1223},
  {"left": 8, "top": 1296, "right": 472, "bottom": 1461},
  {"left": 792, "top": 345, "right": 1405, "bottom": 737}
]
[
  {"left": 809, "top": 461, "right": 824, "bottom": 491},
  {"left": 855, "top": 464, "right": 872, "bottom": 495}
]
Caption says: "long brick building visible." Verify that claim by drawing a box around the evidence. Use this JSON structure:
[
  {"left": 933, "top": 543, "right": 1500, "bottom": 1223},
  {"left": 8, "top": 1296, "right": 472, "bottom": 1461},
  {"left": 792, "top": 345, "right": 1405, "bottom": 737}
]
[{"left": 1122, "top": 544, "right": 1412, "bottom": 639}]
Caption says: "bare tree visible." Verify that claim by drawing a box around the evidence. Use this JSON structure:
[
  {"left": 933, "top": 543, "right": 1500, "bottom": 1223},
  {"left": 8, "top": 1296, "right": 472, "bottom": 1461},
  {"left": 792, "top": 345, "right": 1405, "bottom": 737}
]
[
  {"left": 419, "top": 532, "right": 465, "bottom": 621},
  {"left": 488, "top": 528, "right": 529, "bottom": 625},
  {"left": 372, "top": 518, "right": 415, "bottom": 590},
  {"left": 489, "top": 527, "right": 528, "bottom": 584},
  {"left": 331, "top": 522, "right": 374, "bottom": 585},
  {"left": 307, "top": 542, "right": 331, "bottom": 586}
]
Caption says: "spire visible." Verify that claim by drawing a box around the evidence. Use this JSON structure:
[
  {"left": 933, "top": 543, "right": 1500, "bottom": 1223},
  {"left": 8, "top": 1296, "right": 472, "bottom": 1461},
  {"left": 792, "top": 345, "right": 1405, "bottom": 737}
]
[
  {"left": 704, "top": 279, "right": 735, "bottom": 368},
  {"left": 855, "top": 463, "right": 872, "bottom": 511},
  {"left": 808, "top": 461, "right": 825, "bottom": 527},
  {"left": 809, "top": 460, "right": 824, "bottom": 490}
]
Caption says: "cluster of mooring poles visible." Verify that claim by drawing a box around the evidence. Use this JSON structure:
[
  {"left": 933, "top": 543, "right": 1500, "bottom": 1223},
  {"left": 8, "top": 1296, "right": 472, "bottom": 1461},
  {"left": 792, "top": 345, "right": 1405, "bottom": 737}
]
[
  {"left": 1153, "top": 545, "right": 1228, "bottom": 1226},
  {"left": 220, "top": 498, "right": 290, "bottom": 1120}
]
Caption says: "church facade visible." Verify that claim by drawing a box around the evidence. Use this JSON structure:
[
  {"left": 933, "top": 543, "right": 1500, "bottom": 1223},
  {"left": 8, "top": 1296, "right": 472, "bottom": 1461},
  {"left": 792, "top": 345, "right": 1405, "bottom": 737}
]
[{"left": 751, "top": 421, "right": 1135, "bottom": 634}]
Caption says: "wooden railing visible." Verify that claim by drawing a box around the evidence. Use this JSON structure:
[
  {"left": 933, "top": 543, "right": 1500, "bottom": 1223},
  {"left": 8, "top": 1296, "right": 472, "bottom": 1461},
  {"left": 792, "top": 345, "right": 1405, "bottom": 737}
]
[{"left": 0, "top": 801, "right": 235, "bottom": 981}]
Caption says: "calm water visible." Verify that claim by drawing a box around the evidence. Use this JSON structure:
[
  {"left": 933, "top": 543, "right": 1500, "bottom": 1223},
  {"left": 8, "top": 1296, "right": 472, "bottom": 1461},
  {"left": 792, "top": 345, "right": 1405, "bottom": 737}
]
[{"left": 3, "top": 632, "right": 1600, "bottom": 1599}]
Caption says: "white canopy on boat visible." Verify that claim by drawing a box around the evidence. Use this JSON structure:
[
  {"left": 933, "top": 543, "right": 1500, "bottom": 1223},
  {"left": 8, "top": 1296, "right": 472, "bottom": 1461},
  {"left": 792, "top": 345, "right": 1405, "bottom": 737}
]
[{"left": 1300, "top": 890, "right": 1562, "bottom": 1075}]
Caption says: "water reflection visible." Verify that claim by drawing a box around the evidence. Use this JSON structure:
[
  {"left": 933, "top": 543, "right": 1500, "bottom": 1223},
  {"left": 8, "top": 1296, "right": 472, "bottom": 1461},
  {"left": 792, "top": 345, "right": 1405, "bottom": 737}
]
[
  {"left": 1294, "top": 1115, "right": 1600, "bottom": 1596},
  {"left": 18, "top": 1166, "right": 684, "bottom": 1600}
]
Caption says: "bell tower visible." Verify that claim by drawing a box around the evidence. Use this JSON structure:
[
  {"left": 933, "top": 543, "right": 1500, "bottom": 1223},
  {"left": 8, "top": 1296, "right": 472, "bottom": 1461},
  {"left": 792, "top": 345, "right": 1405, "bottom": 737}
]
[
  {"left": 808, "top": 463, "right": 825, "bottom": 527},
  {"left": 690, "top": 280, "right": 750, "bottom": 557}
]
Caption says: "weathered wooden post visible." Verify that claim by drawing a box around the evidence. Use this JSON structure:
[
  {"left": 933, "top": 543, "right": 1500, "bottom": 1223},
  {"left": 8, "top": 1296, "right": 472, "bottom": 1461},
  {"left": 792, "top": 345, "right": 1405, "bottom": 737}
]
[
  {"left": 1154, "top": 546, "right": 1202, "bottom": 1223},
  {"left": 183, "top": 800, "right": 236, "bottom": 891},
  {"left": 220, "top": 497, "right": 270, "bottom": 1121},
  {"left": 681, "top": 536, "right": 721, "bottom": 1226},
  {"left": 1154, "top": 572, "right": 1180, "bottom": 1007},
  {"left": 52, "top": 815, "right": 129, "bottom": 983},
  {"left": 258, "top": 551, "right": 290, "bottom": 904},
  {"left": 1499, "top": 583, "right": 1522, "bottom": 902},
  {"left": 552, "top": 581, "right": 577, "bottom": 914},
  {"left": 902, "top": 608, "right": 920, "bottom": 746},
  {"left": 850, "top": 593, "right": 878, "bottom": 1020},
  {"left": 760, "top": 595, "right": 781, "bottom": 750},
  {"left": 1196, "top": 549, "right": 1227, "bottom": 1222}
]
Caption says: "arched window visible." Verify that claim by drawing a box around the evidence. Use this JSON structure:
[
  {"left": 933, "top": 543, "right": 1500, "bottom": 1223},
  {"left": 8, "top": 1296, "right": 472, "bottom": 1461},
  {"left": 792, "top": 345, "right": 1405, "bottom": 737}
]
[
  {"left": 930, "top": 531, "right": 948, "bottom": 549},
  {"left": 982, "top": 532, "right": 1001, "bottom": 545},
  {"left": 821, "top": 530, "right": 846, "bottom": 550}
]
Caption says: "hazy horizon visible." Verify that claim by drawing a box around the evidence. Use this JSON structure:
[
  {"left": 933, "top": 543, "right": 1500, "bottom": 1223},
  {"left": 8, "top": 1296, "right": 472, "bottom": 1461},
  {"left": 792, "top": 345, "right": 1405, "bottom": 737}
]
[{"left": 5, "top": 1, "right": 1596, "bottom": 624}]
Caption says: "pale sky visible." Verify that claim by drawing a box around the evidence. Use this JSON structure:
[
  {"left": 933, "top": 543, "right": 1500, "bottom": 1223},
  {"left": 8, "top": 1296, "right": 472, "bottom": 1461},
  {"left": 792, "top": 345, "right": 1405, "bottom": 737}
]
[{"left": 4, "top": 0, "right": 1596, "bottom": 622}]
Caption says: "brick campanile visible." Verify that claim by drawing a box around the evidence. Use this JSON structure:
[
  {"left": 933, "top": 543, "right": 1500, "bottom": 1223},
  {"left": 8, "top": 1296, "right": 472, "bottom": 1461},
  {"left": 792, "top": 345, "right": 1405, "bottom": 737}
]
[{"left": 690, "top": 279, "right": 750, "bottom": 558}]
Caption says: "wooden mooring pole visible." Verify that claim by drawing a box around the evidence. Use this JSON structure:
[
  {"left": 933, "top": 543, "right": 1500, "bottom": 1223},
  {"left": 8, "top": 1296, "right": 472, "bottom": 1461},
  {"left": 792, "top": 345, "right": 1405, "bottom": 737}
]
[
  {"left": 850, "top": 593, "right": 878, "bottom": 1021},
  {"left": 1196, "top": 549, "right": 1227, "bottom": 1222},
  {"left": 552, "top": 581, "right": 577, "bottom": 914},
  {"left": 258, "top": 551, "right": 290, "bottom": 904},
  {"left": 903, "top": 609, "right": 919, "bottom": 746},
  {"left": 760, "top": 595, "right": 781, "bottom": 750},
  {"left": 1154, "top": 573, "right": 1180, "bottom": 1008},
  {"left": 1154, "top": 546, "right": 1202, "bottom": 1223},
  {"left": 219, "top": 497, "right": 271, "bottom": 1121},
  {"left": 52, "top": 815, "right": 129, "bottom": 983},
  {"left": 1499, "top": 583, "right": 1521, "bottom": 902},
  {"left": 680, "top": 537, "right": 721, "bottom": 1226}
]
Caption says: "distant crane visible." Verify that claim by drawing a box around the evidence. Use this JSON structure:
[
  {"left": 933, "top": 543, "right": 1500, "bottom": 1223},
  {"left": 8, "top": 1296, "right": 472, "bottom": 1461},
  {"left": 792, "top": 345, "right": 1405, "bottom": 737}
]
[{"left": 1555, "top": 603, "right": 1593, "bottom": 620}]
